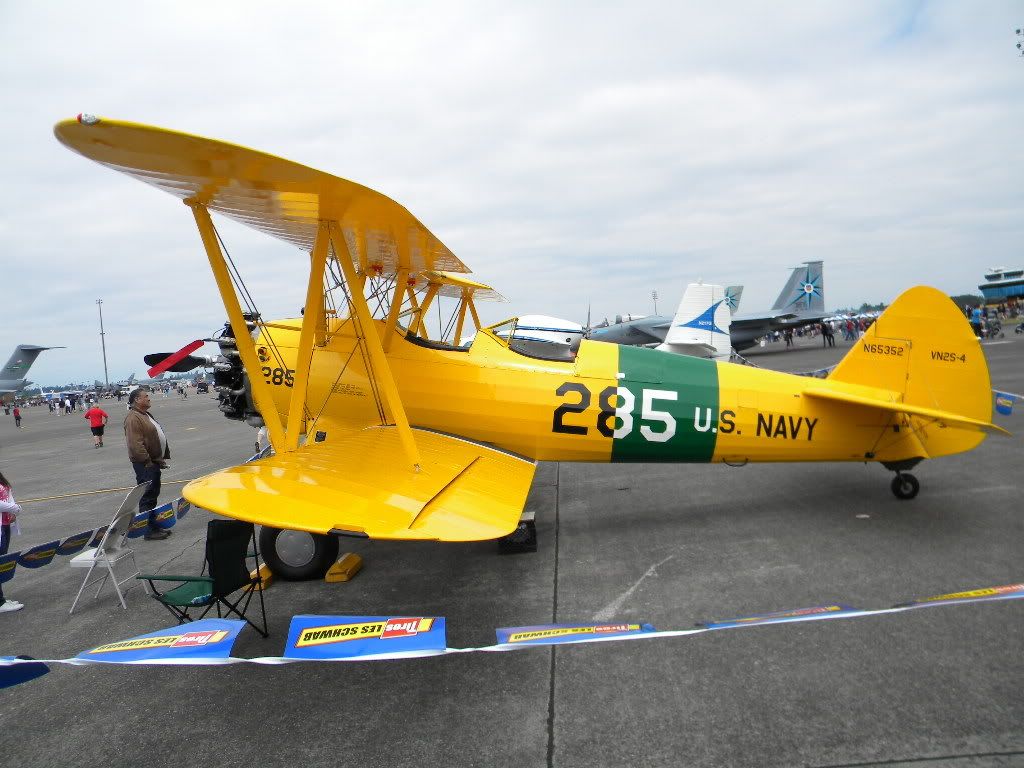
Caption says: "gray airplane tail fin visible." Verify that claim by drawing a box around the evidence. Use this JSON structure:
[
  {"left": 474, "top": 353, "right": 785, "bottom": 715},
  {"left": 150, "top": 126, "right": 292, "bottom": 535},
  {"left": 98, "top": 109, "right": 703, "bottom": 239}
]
[
  {"left": 2, "top": 345, "right": 52, "bottom": 379},
  {"left": 770, "top": 261, "right": 824, "bottom": 315},
  {"left": 724, "top": 285, "right": 743, "bottom": 315}
]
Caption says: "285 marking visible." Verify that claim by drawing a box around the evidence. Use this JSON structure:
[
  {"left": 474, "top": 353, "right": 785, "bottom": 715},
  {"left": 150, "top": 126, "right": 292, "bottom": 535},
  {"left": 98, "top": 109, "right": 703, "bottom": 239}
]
[
  {"left": 261, "top": 367, "right": 295, "bottom": 387},
  {"left": 552, "top": 382, "right": 680, "bottom": 442}
]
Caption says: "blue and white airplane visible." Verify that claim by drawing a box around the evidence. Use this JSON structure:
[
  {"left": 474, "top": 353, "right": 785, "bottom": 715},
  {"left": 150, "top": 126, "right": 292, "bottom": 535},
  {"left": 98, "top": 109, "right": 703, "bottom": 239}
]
[{"left": 655, "top": 282, "right": 733, "bottom": 360}]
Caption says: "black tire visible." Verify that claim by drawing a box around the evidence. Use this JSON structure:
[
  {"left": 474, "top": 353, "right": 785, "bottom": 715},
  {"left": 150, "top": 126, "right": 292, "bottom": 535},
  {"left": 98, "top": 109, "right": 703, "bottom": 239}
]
[
  {"left": 890, "top": 473, "right": 920, "bottom": 501},
  {"left": 259, "top": 526, "right": 339, "bottom": 580}
]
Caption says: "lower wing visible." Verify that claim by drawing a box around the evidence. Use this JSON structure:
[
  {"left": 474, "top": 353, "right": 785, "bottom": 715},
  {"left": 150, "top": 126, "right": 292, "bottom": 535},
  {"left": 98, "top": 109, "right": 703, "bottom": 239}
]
[{"left": 184, "top": 427, "right": 537, "bottom": 541}]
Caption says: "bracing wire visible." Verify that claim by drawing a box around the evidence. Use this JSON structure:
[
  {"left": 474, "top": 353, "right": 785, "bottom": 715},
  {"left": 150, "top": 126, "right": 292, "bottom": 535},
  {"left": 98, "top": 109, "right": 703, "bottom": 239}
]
[
  {"left": 212, "top": 224, "right": 289, "bottom": 374},
  {"left": 440, "top": 296, "right": 460, "bottom": 342},
  {"left": 213, "top": 222, "right": 316, "bottom": 421},
  {"left": 331, "top": 244, "right": 387, "bottom": 425}
]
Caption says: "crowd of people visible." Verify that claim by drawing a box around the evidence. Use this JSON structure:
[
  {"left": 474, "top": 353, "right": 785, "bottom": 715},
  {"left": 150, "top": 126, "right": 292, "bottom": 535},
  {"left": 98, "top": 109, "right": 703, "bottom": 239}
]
[
  {"left": 965, "top": 300, "right": 1020, "bottom": 339},
  {"left": 759, "top": 317, "right": 874, "bottom": 349},
  {"left": 4, "top": 381, "right": 202, "bottom": 423}
]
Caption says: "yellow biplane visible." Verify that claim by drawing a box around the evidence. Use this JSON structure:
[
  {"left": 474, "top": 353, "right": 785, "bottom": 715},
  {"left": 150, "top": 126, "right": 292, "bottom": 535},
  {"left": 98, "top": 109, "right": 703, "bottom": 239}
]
[{"left": 55, "top": 116, "right": 1008, "bottom": 579}]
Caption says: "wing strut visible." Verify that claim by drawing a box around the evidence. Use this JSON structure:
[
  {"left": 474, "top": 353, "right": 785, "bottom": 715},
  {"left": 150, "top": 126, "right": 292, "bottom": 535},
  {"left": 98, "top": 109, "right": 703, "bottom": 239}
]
[
  {"left": 412, "top": 283, "right": 440, "bottom": 339},
  {"left": 453, "top": 289, "right": 470, "bottom": 346},
  {"left": 382, "top": 267, "right": 410, "bottom": 351},
  {"left": 328, "top": 221, "right": 422, "bottom": 471},
  {"left": 467, "top": 297, "right": 481, "bottom": 330},
  {"left": 188, "top": 201, "right": 287, "bottom": 450},
  {"left": 283, "top": 221, "right": 330, "bottom": 452}
]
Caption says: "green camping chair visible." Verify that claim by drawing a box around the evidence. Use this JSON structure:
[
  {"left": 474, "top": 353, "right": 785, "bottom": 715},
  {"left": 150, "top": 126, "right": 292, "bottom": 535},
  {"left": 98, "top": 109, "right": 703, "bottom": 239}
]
[{"left": 138, "top": 519, "right": 268, "bottom": 637}]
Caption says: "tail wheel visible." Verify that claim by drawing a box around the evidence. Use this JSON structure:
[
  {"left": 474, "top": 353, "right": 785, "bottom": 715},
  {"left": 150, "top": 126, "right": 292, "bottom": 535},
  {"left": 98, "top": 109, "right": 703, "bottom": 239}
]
[
  {"left": 891, "top": 473, "right": 920, "bottom": 501},
  {"left": 259, "top": 526, "right": 338, "bottom": 580}
]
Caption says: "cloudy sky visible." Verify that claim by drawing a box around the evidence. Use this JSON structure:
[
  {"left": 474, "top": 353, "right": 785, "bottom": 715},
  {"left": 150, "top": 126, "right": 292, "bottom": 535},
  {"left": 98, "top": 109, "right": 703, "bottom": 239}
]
[{"left": 2, "top": 1, "right": 1022, "bottom": 385}]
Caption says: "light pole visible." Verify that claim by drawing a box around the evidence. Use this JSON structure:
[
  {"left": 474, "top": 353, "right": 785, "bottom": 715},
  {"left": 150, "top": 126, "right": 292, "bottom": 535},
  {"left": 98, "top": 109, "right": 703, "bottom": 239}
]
[
  {"left": 651, "top": 290, "right": 659, "bottom": 314},
  {"left": 96, "top": 299, "right": 109, "bottom": 388}
]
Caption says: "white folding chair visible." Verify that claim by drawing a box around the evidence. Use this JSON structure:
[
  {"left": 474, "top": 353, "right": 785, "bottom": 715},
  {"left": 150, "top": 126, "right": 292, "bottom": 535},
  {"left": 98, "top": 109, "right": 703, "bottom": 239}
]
[{"left": 69, "top": 483, "right": 149, "bottom": 614}]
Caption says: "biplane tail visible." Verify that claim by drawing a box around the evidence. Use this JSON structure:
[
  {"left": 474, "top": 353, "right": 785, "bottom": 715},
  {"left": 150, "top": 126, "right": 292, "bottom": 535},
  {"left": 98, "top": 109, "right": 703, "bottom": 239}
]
[{"left": 807, "top": 286, "right": 1006, "bottom": 459}]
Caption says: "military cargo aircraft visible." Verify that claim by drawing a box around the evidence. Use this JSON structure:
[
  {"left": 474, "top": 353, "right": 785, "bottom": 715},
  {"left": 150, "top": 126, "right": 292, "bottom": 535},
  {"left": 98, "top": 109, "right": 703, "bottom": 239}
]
[{"left": 0, "top": 345, "right": 59, "bottom": 402}]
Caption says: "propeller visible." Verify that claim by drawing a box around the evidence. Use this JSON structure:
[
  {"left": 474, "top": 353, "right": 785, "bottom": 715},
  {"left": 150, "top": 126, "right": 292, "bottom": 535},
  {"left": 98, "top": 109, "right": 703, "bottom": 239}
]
[
  {"left": 581, "top": 303, "right": 610, "bottom": 338},
  {"left": 145, "top": 340, "right": 206, "bottom": 377}
]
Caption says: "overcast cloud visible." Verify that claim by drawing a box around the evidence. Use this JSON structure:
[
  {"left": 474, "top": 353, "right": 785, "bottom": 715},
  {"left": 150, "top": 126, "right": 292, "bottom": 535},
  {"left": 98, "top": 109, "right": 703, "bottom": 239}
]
[{"left": 2, "top": 1, "right": 1022, "bottom": 385}]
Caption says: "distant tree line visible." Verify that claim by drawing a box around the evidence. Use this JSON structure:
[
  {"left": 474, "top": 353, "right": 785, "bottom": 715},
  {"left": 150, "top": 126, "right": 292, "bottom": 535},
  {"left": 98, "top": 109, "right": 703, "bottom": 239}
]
[
  {"left": 838, "top": 295, "right": 989, "bottom": 315},
  {"left": 949, "top": 294, "right": 983, "bottom": 307},
  {"left": 834, "top": 302, "right": 888, "bottom": 314}
]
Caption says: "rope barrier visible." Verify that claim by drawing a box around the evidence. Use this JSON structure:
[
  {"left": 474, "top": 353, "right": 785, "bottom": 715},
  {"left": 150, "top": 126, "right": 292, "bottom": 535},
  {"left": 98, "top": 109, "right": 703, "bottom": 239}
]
[{"left": 0, "top": 583, "right": 1020, "bottom": 685}]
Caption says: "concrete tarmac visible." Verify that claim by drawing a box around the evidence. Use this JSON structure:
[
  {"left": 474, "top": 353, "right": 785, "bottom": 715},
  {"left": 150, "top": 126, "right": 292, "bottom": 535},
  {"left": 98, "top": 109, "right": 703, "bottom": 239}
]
[{"left": 0, "top": 334, "right": 1021, "bottom": 768}]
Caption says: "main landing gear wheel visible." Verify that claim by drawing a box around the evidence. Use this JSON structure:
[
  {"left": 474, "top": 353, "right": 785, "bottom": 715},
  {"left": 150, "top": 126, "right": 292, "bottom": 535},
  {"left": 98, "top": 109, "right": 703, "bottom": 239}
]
[
  {"left": 259, "top": 526, "right": 339, "bottom": 580},
  {"left": 890, "top": 473, "right": 920, "bottom": 500}
]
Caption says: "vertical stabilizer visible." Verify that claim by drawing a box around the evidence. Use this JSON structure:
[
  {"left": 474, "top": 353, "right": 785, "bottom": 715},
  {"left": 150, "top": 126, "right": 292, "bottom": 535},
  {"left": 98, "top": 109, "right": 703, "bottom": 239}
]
[
  {"left": 657, "top": 283, "right": 732, "bottom": 359},
  {"left": 724, "top": 285, "right": 743, "bottom": 315},
  {"left": 771, "top": 261, "right": 824, "bottom": 315},
  {"left": 827, "top": 286, "right": 995, "bottom": 458},
  {"left": 1, "top": 345, "right": 51, "bottom": 380}
]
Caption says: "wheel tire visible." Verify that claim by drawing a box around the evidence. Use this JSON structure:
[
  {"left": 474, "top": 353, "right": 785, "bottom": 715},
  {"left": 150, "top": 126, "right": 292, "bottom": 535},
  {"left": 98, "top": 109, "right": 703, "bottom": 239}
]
[
  {"left": 259, "top": 526, "right": 339, "bottom": 580},
  {"left": 890, "top": 473, "right": 920, "bottom": 501}
]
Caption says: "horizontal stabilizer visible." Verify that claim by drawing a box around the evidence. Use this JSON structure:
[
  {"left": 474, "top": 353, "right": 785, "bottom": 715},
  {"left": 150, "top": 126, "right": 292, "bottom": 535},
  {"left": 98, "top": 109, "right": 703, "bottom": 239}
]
[
  {"left": 803, "top": 388, "right": 1010, "bottom": 436},
  {"left": 656, "top": 342, "right": 717, "bottom": 358},
  {"left": 184, "top": 427, "right": 537, "bottom": 541}
]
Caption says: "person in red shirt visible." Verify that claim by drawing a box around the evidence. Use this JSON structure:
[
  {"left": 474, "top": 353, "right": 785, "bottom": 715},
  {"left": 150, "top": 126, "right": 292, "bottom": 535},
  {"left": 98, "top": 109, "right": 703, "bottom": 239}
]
[{"left": 83, "top": 402, "right": 109, "bottom": 448}]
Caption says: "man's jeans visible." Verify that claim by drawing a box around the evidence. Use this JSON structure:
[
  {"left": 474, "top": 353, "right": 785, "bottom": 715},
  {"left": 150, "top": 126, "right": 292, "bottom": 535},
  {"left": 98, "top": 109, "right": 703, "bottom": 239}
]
[{"left": 132, "top": 462, "right": 162, "bottom": 532}]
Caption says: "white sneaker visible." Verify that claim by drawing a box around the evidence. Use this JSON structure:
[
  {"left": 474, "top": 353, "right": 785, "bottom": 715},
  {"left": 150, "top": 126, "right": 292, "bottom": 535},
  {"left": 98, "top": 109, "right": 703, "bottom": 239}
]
[{"left": 0, "top": 600, "right": 24, "bottom": 612}]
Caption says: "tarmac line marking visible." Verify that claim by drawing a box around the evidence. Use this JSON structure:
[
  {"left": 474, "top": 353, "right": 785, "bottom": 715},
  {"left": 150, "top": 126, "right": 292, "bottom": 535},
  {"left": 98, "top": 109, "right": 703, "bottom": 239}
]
[
  {"left": 20, "top": 480, "right": 190, "bottom": 504},
  {"left": 592, "top": 554, "right": 675, "bottom": 622}
]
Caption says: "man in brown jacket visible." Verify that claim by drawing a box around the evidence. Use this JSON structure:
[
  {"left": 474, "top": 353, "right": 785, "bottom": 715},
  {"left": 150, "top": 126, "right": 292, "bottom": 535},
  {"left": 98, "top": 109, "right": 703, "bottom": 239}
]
[{"left": 124, "top": 388, "right": 172, "bottom": 541}]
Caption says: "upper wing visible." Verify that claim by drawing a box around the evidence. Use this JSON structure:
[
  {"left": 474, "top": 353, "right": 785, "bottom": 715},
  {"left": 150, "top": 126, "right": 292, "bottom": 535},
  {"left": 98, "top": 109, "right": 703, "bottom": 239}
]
[
  {"left": 183, "top": 427, "right": 537, "bottom": 541},
  {"left": 420, "top": 270, "right": 507, "bottom": 302},
  {"left": 54, "top": 116, "right": 467, "bottom": 278}
]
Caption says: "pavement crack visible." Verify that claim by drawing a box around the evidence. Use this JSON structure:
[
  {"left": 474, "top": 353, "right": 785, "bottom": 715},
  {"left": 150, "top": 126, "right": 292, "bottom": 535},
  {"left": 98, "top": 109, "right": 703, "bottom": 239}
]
[
  {"left": 806, "top": 749, "right": 1024, "bottom": 767},
  {"left": 154, "top": 536, "right": 204, "bottom": 573},
  {"left": 117, "top": 536, "right": 204, "bottom": 597},
  {"left": 546, "top": 461, "right": 561, "bottom": 768}
]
